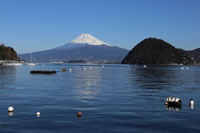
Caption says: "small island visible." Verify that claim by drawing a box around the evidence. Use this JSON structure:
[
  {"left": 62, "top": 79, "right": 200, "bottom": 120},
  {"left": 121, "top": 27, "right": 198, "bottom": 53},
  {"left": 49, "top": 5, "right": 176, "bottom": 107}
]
[{"left": 121, "top": 38, "right": 194, "bottom": 65}]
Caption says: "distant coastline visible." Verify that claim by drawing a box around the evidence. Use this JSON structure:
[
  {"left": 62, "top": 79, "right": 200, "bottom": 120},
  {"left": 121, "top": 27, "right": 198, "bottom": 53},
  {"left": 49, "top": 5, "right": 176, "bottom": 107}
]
[{"left": 1, "top": 37, "right": 200, "bottom": 65}]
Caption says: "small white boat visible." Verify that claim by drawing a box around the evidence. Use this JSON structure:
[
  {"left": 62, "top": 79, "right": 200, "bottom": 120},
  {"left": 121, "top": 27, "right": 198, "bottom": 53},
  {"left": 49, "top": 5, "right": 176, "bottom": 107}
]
[
  {"left": 25, "top": 63, "right": 36, "bottom": 66},
  {"left": 4, "top": 62, "right": 22, "bottom": 66},
  {"left": 26, "top": 52, "right": 36, "bottom": 66}
]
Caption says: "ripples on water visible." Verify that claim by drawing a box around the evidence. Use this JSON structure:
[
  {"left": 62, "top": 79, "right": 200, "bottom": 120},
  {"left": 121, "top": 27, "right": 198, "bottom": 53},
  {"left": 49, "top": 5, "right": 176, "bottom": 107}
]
[{"left": 0, "top": 64, "right": 200, "bottom": 133}]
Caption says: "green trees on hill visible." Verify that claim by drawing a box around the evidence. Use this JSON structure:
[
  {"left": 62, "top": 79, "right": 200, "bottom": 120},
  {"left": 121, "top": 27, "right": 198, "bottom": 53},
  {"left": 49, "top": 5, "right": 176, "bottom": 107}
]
[{"left": 0, "top": 44, "right": 18, "bottom": 60}]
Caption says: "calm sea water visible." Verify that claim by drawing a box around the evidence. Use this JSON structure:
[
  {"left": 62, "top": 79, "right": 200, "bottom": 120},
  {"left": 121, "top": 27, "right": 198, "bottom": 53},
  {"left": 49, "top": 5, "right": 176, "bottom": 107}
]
[{"left": 0, "top": 64, "right": 200, "bottom": 133}]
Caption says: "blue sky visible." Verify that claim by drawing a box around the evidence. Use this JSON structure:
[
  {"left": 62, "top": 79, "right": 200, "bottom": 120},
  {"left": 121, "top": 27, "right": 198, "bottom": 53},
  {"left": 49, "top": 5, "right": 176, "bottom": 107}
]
[{"left": 0, "top": 0, "right": 200, "bottom": 54}]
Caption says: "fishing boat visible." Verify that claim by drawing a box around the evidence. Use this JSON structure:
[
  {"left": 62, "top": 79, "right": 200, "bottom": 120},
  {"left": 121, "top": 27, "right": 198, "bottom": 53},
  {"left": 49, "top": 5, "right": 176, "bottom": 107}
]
[
  {"left": 4, "top": 62, "right": 22, "bottom": 66},
  {"left": 25, "top": 52, "right": 36, "bottom": 66},
  {"left": 30, "top": 70, "right": 57, "bottom": 74},
  {"left": 26, "top": 63, "right": 36, "bottom": 66}
]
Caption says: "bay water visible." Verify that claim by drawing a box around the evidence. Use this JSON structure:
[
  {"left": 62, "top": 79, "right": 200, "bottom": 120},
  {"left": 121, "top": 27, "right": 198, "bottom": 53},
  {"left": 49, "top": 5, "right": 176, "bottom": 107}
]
[{"left": 0, "top": 64, "right": 200, "bottom": 133}]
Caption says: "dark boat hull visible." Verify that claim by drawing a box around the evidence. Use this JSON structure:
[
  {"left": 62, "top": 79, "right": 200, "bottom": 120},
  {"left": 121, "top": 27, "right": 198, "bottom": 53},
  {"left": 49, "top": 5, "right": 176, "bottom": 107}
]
[{"left": 30, "top": 70, "right": 57, "bottom": 74}]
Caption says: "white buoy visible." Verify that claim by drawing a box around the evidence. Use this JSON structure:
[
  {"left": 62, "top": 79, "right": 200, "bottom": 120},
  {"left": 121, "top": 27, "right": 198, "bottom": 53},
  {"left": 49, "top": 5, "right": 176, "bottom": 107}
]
[
  {"left": 168, "top": 96, "right": 172, "bottom": 102},
  {"left": 175, "top": 98, "right": 180, "bottom": 102},
  {"left": 69, "top": 68, "right": 72, "bottom": 72},
  {"left": 171, "top": 97, "right": 176, "bottom": 102},
  {"left": 190, "top": 99, "right": 194, "bottom": 110},
  {"left": 36, "top": 112, "right": 40, "bottom": 117},
  {"left": 8, "top": 106, "right": 14, "bottom": 112},
  {"left": 144, "top": 65, "right": 147, "bottom": 68},
  {"left": 190, "top": 99, "right": 194, "bottom": 105},
  {"left": 186, "top": 67, "right": 189, "bottom": 70}
]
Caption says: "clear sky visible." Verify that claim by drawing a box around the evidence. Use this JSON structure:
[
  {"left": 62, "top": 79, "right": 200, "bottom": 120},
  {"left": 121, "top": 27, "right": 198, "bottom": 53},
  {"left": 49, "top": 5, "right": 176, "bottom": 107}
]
[{"left": 0, "top": 0, "right": 200, "bottom": 54}]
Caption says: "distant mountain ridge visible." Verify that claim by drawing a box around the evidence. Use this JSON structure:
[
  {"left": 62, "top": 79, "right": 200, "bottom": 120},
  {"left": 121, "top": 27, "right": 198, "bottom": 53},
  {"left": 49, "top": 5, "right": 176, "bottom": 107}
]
[
  {"left": 180, "top": 48, "right": 200, "bottom": 63},
  {"left": 20, "top": 35, "right": 200, "bottom": 64},
  {"left": 122, "top": 38, "right": 195, "bottom": 65},
  {"left": 20, "top": 34, "right": 129, "bottom": 63}
]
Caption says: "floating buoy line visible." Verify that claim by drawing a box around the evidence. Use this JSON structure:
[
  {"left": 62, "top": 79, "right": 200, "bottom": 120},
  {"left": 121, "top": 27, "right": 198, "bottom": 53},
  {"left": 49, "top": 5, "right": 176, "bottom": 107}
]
[
  {"left": 165, "top": 96, "right": 196, "bottom": 111},
  {"left": 6, "top": 97, "right": 196, "bottom": 118},
  {"left": 7, "top": 106, "right": 83, "bottom": 118},
  {"left": 30, "top": 65, "right": 108, "bottom": 74}
]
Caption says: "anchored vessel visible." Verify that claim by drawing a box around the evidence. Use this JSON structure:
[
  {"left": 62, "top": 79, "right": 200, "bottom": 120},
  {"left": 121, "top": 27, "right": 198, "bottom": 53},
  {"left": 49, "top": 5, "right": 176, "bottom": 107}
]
[{"left": 30, "top": 70, "right": 57, "bottom": 74}]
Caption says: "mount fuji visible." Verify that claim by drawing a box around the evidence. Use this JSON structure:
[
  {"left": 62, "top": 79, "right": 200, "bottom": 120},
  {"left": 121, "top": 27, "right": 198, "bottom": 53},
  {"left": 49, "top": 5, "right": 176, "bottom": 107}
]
[
  {"left": 19, "top": 34, "right": 129, "bottom": 63},
  {"left": 56, "top": 33, "right": 111, "bottom": 49}
]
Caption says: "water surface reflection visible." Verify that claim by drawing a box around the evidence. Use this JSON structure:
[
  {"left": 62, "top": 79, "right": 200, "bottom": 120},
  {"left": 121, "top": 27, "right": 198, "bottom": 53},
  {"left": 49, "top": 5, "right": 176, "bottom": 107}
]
[
  {"left": 0, "top": 66, "right": 18, "bottom": 89},
  {"left": 72, "top": 66, "right": 103, "bottom": 102},
  {"left": 133, "top": 66, "right": 176, "bottom": 90}
]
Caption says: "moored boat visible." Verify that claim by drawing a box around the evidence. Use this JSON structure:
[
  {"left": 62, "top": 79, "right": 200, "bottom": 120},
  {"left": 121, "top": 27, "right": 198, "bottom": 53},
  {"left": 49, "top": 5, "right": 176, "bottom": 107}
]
[
  {"left": 4, "top": 62, "right": 22, "bottom": 66},
  {"left": 25, "top": 63, "right": 36, "bottom": 66},
  {"left": 30, "top": 70, "right": 57, "bottom": 74}
]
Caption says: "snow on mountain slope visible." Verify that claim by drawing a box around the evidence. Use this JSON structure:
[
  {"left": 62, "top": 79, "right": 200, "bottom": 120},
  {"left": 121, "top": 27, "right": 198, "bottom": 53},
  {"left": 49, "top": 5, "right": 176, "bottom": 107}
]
[
  {"left": 71, "top": 33, "right": 111, "bottom": 46},
  {"left": 19, "top": 33, "right": 129, "bottom": 62},
  {"left": 56, "top": 33, "right": 111, "bottom": 49}
]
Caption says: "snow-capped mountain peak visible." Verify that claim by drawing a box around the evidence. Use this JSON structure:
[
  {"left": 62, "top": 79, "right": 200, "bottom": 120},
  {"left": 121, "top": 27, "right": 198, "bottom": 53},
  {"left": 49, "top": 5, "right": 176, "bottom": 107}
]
[
  {"left": 20, "top": 33, "right": 129, "bottom": 62},
  {"left": 55, "top": 33, "right": 112, "bottom": 49},
  {"left": 71, "top": 33, "right": 111, "bottom": 46}
]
